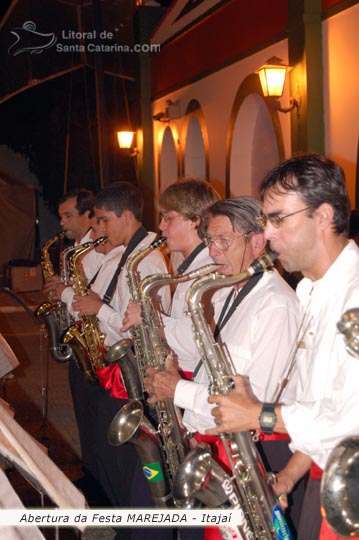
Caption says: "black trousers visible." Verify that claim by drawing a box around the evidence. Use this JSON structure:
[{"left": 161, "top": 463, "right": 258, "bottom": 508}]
[
  {"left": 257, "top": 439, "right": 308, "bottom": 539},
  {"left": 95, "top": 391, "right": 176, "bottom": 540},
  {"left": 68, "top": 359, "right": 104, "bottom": 483},
  {"left": 297, "top": 477, "right": 322, "bottom": 540}
]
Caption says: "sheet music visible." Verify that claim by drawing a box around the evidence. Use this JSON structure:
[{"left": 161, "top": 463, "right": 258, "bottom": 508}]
[
  {"left": 0, "top": 467, "right": 46, "bottom": 540},
  {"left": 0, "top": 334, "right": 19, "bottom": 379},
  {"left": 0, "top": 400, "right": 86, "bottom": 514}
]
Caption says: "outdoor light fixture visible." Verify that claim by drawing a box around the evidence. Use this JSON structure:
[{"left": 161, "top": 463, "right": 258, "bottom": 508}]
[
  {"left": 153, "top": 100, "right": 181, "bottom": 122},
  {"left": 256, "top": 57, "right": 301, "bottom": 115},
  {"left": 116, "top": 130, "right": 139, "bottom": 156}
]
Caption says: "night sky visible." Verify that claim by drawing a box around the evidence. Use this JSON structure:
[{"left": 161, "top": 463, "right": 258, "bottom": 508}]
[{"left": 0, "top": 1, "right": 169, "bottom": 212}]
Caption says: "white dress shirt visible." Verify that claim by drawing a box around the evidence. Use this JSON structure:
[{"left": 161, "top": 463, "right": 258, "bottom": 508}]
[
  {"left": 78, "top": 229, "right": 104, "bottom": 282},
  {"left": 61, "top": 230, "right": 104, "bottom": 311},
  {"left": 97, "top": 232, "right": 171, "bottom": 346},
  {"left": 161, "top": 246, "right": 215, "bottom": 373},
  {"left": 281, "top": 240, "right": 359, "bottom": 469},
  {"left": 173, "top": 268, "right": 300, "bottom": 434}
]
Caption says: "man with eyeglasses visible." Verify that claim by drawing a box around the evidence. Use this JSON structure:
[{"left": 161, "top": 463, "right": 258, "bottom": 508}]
[
  {"left": 139, "top": 196, "right": 305, "bottom": 539},
  {"left": 122, "top": 178, "right": 219, "bottom": 540},
  {"left": 207, "top": 154, "right": 359, "bottom": 540},
  {"left": 122, "top": 178, "right": 220, "bottom": 379}
]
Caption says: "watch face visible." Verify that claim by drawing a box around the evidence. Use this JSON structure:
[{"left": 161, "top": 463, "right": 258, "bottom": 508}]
[
  {"left": 260, "top": 404, "right": 277, "bottom": 434},
  {"left": 262, "top": 412, "right": 275, "bottom": 425}
]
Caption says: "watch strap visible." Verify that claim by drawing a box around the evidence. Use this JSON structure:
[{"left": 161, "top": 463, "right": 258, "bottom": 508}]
[{"left": 259, "top": 402, "right": 277, "bottom": 435}]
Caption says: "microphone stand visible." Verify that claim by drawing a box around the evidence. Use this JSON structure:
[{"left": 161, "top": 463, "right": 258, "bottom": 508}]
[{"left": 1, "top": 287, "right": 49, "bottom": 440}]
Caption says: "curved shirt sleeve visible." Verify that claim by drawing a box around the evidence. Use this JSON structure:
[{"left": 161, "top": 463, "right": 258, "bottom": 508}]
[
  {"left": 97, "top": 250, "right": 170, "bottom": 346},
  {"left": 282, "top": 355, "right": 359, "bottom": 469},
  {"left": 174, "top": 377, "right": 216, "bottom": 433}
]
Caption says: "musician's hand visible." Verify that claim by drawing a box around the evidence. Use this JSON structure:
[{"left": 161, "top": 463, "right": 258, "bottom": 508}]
[
  {"left": 43, "top": 275, "right": 64, "bottom": 299},
  {"left": 72, "top": 290, "right": 102, "bottom": 315},
  {"left": 144, "top": 354, "right": 181, "bottom": 403},
  {"left": 206, "top": 375, "right": 261, "bottom": 435},
  {"left": 271, "top": 473, "right": 292, "bottom": 509},
  {"left": 272, "top": 451, "right": 312, "bottom": 509},
  {"left": 120, "top": 303, "right": 142, "bottom": 332}
]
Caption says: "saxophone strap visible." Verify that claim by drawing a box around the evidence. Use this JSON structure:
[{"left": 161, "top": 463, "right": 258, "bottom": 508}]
[
  {"left": 177, "top": 241, "right": 206, "bottom": 276},
  {"left": 88, "top": 266, "right": 101, "bottom": 287},
  {"left": 214, "top": 271, "right": 263, "bottom": 339},
  {"left": 193, "top": 271, "right": 263, "bottom": 379},
  {"left": 102, "top": 226, "right": 148, "bottom": 305}
]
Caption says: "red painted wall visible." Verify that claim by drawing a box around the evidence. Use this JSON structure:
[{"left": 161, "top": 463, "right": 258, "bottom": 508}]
[
  {"left": 151, "top": 0, "right": 288, "bottom": 98},
  {"left": 322, "top": 0, "right": 351, "bottom": 11}
]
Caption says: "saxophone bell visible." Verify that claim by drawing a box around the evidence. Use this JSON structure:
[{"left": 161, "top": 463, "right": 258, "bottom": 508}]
[
  {"left": 337, "top": 308, "right": 359, "bottom": 358},
  {"left": 36, "top": 302, "right": 72, "bottom": 362},
  {"left": 105, "top": 339, "right": 143, "bottom": 401},
  {"left": 320, "top": 309, "right": 359, "bottom": 537},
  {"left": 321, "top": 436, "right": 359, "bottom": 537},
  {"left": 173, "top": 446, "right": 239, "bottom": 509},
  {"left": 108, "top": 400, "right": 173, "bottom": 508}
]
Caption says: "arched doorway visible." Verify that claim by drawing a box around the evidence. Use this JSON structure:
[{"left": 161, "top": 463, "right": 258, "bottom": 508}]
[
  {"left": 227, "top": 73, "right": 285, "bottom": 197},
  {"left": 184, "top": 116, "right": 206, "bottom": 178},
  {"left": 159, "top": 126, "right": 179, "bottom": 192},
  {"left": 183, "top": 99, "right": 208, "bottom": 179}
]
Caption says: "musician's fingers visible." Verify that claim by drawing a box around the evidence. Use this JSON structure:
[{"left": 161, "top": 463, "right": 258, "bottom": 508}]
[
  {"left": 208, "top": 394, "right": 222, "bottom": 405},
  {"left": 276, "top": 493, "right": 288, "bottom": 509}
]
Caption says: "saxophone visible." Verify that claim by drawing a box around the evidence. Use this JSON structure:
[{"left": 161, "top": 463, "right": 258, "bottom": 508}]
[
  {"left": 173, "top": 251, "right": 293, "bottom": 540},
  {"left": 108, "top": 235, "right": 220, "bottom": 506},
  {"left": 62, "top": 237, "right": 107, "bottom": 383},
  {"left": 320, "top": 308, "right": 359, "bottom": 538},
  {"left": 36, "top": 232, "right": 72, "bottom": 362}
]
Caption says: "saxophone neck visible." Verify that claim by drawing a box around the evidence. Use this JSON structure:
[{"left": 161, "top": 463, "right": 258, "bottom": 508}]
[
  {"left": 186, "top": 251, "right": 278, "bottom": 311},
  {"left": 141, "top": 263, "right": 221, "bottom": 298},
  {"left": 126, "top": 235, "right": 167, "bottom": 299},
  {"left": 41, "top": 232, "right": 65, "bottom": 279}
]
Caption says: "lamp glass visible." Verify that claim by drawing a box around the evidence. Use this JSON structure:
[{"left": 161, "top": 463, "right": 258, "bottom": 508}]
[
  {"left": 117, "top": 131, "right": 135, "bottom": 149},
  {"left": 257, "top": 65, "right": 287, "bottom": 97}
]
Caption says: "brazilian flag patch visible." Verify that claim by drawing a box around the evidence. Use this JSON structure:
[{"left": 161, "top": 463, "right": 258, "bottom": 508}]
[{"left": 143, "top": 462, "right": 164, "bottom": 482}]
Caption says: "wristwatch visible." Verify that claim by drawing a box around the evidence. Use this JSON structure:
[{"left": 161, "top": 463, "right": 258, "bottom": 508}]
[{"left": 259, "top": 403, "right": 277, "bottom": 435}]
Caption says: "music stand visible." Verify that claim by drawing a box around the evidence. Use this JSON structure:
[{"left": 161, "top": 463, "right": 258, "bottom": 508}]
[
  {"left": 0, "top": 333, "right": 20, "bottom": 402},
  {"left": 0, "top": 399, "right": 87, "bottom": 537},
  {"left": 0, "top": 466, "right": 46, "bottom": 540},
  {"left": 1, "top": 288, "right": 49, "bottom": 437}
]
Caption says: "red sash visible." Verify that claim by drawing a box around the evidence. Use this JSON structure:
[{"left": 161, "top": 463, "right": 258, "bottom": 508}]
[
  {"left": 95, "top": 364, "right": 128, "bottom": 399},
  {"left": 310, "top": 461, "right": 323, "bottom": 480},
  {"left": 178, "top": 370, "right": 193, "bottom": 381},
  {"left": 258, "top": 432, "right": 290, "bottom": 442},
  {"left": 320, "top": 518, "right": 359, "bottom": 540}
]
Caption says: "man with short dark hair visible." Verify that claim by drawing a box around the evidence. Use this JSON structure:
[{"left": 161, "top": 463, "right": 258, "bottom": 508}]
[
  {"left": 42, "top": 188, "right": 104, "bottom": 499},
  {"left": 208, "top": 154, "right": 359, "bottom": 540},
  {"left": 73, "top": 181, "right": 171, "bottom": 540},
  {"left": 57, "top": 188, "right": 103, "bottom": 280}
]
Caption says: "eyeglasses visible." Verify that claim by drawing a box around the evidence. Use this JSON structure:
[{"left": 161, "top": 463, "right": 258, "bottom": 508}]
[
  {"left": 203, "top": 233, "right": 247, "bottom": 251},
  {"left": 159, "top": 212, "right": 184, "bottom": 223},
  {"left": 257, "top": 207, "right": 311, "bottom": 229}
]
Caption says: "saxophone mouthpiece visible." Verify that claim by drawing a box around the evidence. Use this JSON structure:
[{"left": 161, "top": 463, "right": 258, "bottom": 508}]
[
  {"left": 93, "top": 236, "right": 108, "bottom": 247},
  {"left": 151, "top": 236, "right": 167, "bottom": 249},
  {"left": 249, "top": 250, "right": 278, "bottom": 275}
]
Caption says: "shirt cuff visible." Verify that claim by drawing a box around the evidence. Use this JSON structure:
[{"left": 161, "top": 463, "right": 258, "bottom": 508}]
[
  {"left": 97, "top": 303, "right": 114, "bottom": 324},
  {"left": 174, "top": 379, "right": 198, "bottom": 411},
  {"left": 61, "top": 287, "right": 74, "bottom": 307},
  {"left": 282, "top": 403, "right": 323, "bottom": 456}
]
